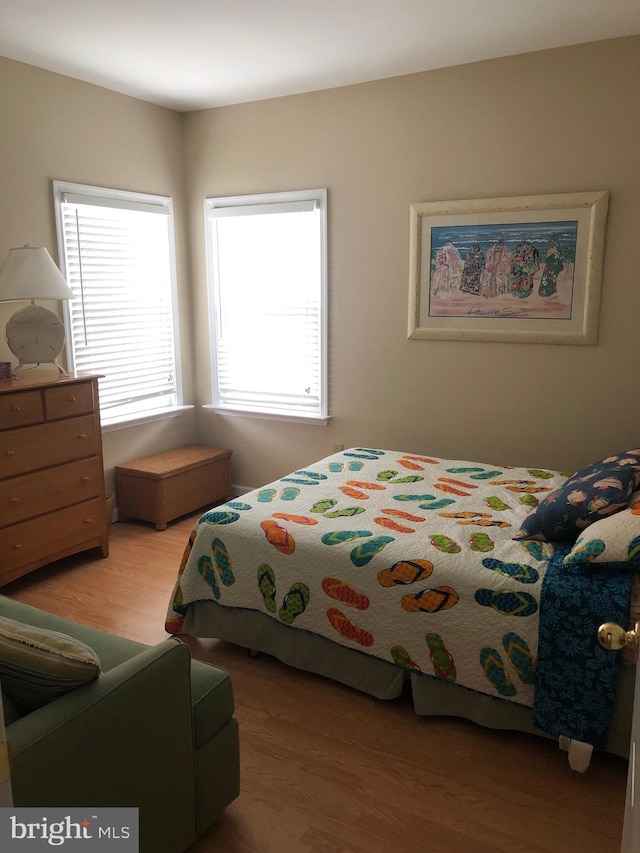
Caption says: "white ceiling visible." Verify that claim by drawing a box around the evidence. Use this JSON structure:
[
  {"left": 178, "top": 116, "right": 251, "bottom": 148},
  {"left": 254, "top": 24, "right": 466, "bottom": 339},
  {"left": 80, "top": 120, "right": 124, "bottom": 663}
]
[{"left": 1, "top": 0, "right": 639, "bottom": 112}]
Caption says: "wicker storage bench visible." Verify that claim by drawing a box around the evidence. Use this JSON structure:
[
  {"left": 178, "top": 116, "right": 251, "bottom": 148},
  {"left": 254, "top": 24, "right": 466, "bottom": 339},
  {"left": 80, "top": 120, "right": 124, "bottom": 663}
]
[{"left": 115, "top": 445, "right": 232, "bottom": 530}]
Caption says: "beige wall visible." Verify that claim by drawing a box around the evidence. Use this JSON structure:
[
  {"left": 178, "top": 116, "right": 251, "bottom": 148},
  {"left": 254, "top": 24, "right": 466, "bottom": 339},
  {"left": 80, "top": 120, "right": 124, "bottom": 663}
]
[
  {"left": 0, "top": 57, "right": 197, "bottom": 495},
  {"left": 185, "top": 35, "right": 640, "bottom": 489},
  {"left": 3, "top": 36, "right": 640, "bottom": 497}
]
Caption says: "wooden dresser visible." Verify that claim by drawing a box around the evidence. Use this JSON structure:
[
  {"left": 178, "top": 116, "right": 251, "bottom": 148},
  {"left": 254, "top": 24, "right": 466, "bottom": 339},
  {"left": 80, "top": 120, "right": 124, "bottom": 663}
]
[{"left": 0, "top": 373, "right": 109, "bottom": 586}]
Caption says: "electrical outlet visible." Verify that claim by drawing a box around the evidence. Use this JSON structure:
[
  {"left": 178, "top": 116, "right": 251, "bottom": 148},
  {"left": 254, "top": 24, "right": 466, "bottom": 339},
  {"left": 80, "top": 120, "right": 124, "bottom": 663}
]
[{"left": 333, "top": 443, "right": 344, "bottom": 452}]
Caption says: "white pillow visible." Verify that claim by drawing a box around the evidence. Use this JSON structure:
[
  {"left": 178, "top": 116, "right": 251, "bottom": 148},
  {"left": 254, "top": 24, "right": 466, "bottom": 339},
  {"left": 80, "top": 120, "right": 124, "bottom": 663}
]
[{"left": 563, "top": 491, "right": 640, "bottom": 566}]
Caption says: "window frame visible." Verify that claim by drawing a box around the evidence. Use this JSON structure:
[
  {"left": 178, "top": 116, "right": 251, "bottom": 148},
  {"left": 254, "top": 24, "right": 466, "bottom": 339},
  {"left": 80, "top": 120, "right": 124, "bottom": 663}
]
[
  {"left": 53, "top": 180, "right": 187, "bottom": 429},
  {"left": 204, "top": 188, "right": 329, "bottom": 425}
]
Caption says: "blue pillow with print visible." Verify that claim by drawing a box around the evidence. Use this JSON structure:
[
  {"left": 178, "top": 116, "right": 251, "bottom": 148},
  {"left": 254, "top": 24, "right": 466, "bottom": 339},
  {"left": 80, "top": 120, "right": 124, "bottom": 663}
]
[{"left": 513, "top": 450, "right": 640, "bottom": 542}]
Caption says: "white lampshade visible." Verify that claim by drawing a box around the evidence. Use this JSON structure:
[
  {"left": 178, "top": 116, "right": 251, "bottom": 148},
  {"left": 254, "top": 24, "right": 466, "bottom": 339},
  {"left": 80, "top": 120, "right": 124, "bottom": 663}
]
[{"left": 0, "top": 245, "right": 74, "bottom": 302}]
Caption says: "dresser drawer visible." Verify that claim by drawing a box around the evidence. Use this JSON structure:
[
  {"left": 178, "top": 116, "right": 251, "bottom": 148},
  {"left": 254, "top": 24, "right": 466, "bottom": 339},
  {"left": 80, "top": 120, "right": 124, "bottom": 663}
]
[
  {"left": 0, "top": 457, "right": 102, "bottom": 528},
  {"left": 0, "top": 390, "right": 43, "bottom": 430},
  {"left": 44, "top": 382, "right": 95, "bottom": 420},
  {"left": 0, "top": 415, "right": 98, "bottom": 478},
  {"left": 0, "top": 498, "right": 105, "bottom": 578}
]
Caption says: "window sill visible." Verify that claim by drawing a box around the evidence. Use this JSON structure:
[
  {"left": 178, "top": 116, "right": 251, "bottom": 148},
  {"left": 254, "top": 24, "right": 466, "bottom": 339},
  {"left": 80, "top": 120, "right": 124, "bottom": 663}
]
[
  {"left": 101, "top": 404, "right": 194, "bottom": 433},
  {"left": 203, "top": 404, "right": 330, "bottom": 426}
]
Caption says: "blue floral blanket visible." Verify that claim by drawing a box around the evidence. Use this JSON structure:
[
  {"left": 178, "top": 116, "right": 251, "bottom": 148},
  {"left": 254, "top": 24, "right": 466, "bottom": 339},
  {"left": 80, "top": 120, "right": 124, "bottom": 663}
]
[{"left": 535, "top": 543, "right": 632, "bottom": 748}]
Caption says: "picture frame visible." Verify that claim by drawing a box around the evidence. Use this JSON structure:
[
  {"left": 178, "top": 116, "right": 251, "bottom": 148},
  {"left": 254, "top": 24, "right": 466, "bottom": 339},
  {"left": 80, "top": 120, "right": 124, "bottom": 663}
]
[{"left": 408, "top": 190, "right": 609, "bottom": 344}]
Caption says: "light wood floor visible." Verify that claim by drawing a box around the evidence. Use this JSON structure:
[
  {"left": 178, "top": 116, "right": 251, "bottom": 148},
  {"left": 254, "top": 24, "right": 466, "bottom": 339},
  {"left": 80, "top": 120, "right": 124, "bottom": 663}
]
[{"left": 4, "top": 515, "right": 628, "bottom": 853}]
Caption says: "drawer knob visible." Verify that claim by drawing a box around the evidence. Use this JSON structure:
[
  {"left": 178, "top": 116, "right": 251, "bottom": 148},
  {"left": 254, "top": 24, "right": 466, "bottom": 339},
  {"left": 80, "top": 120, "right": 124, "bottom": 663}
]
[
  {"left": 85, "top": 518, "right": 93, "bottom": 524},
  {"left": 11, "top": 406, "right": 21, "bottom": 412},
  {"left": 81, "top": 476, "right": 90, "bottom": 482},
  {"left": 9, "top": 497, "right": 18, "bottom": 504},
  {"left": 68, "top": 396, "right": 77, "bottom": 402},
  {"left": 14, "top": 544, "right": 22, "bottom": 550},
  {"left": 5, "top": 450, "right": 14, "bottom": 457},
  {"left": 78, "top": 433, "right": 87, "bottom": 439}
]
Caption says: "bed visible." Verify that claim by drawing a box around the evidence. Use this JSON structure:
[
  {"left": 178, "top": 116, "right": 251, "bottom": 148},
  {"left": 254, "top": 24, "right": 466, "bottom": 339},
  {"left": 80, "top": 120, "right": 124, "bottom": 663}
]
[{"left": 166, "top": 447, "right": 640, "bottom": 765}]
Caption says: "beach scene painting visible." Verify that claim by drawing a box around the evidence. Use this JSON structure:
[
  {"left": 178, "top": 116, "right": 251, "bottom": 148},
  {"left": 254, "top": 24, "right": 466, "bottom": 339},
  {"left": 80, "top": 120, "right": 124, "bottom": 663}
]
[
  {"left": 408, "top": 191, "right": 609, "bottom": 345},
  {"left": 428, "top": 220, "right": 577, "bottom": 321}
]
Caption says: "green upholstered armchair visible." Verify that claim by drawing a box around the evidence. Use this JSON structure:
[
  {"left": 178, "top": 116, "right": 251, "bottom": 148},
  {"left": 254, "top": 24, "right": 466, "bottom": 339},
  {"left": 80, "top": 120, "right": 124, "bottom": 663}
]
[{"left": 0, "top": 597, "right": 239, "bottom": 853}]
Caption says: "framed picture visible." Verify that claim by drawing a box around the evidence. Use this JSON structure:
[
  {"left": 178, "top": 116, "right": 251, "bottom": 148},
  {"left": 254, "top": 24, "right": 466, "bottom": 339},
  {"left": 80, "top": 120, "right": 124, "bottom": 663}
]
[{"left": 408, "top": 190, "right": 609, "bottom": 344}]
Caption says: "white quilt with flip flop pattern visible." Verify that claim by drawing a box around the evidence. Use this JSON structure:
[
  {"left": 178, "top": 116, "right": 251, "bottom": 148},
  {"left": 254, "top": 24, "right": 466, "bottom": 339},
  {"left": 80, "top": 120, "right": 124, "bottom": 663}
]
[{"left": 167, "top": 448, "right": 569, "bottom": 707}]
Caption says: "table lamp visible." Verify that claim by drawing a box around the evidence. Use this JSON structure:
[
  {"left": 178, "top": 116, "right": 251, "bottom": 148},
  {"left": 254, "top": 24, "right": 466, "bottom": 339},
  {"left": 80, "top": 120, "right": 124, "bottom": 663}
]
[{"left": 0, "top": 245, "right": 74, "bottom": 378}]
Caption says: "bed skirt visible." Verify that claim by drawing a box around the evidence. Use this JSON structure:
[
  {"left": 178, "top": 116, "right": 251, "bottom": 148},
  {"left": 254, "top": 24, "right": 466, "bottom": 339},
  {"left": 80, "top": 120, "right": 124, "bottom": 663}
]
[{"left": 181, "top": 600, "right": 633, "bottom": 759}]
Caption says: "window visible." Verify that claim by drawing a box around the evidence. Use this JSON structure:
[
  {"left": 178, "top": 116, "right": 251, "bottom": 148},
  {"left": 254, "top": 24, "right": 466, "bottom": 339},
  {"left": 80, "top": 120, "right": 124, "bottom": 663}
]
[
  {"left": 53, "top": 181, "right": 182, "bottom": 426},
  {"left": 204, "top": 189, "right": 328, "bottom": 423}
]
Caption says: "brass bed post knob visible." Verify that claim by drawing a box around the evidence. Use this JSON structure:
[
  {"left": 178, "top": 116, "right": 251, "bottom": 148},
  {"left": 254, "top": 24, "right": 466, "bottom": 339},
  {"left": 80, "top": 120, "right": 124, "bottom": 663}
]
[{"left": 597, "top": 621, "right": 639, "bottom": 652}]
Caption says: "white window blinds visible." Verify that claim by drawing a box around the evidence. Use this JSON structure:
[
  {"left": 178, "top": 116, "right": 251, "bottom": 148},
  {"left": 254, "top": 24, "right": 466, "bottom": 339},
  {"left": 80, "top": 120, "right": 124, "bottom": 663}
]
[
  {"left": 54, "top": 182, "right": 180, "bottom": 423},
  {"left": 205, "top": 189, "right": 327, "bottom": 421}
]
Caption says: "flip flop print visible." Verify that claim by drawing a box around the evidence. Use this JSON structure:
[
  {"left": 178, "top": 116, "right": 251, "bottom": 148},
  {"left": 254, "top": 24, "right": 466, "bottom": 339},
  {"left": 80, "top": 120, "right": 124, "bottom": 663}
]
[
  {"left": 339, "top": 486, "right": 370, "bottom": 500},
  {"left": 326, "top": 608, "right": 374, "bottom": 646},
  {"left": 502, "top": 632, "right": 536, "bottom": 684},
  {"left": 211, "top": 538, "right": 234, "bottom": 585},
  {"left": 519, "top": 540, "right": 554, "bottom": 562},
  {"left": 257, "top": 488, "right": 277, "bottom": 503},
  {"left": 197, "top": 556, "right": 222, "bottom": 600},
  {"left": 377, "top": 558, "right": 433, "bottom": 587},
  {"left": 391, "top": 646, "right": 421, "bottom": 671},
  {"left": 482, "top": 558, "right": 539, "bottom": 584},
  {"left": 426, "top": 633, "right": 457, "bottom": 682},
  {"left": 434, "top": 483, "right": 470, "bottom": 497},
  {"left": 397, "top": 459, "right": 425, "bottom": 471},
  {"left": 279, "top": 583, "right": 310, "bottom": 624},
  {"left": 438, "top": 477, "right": 479, "bottom": 490},
  {"left": 347, "top": 480, "right": 386, "bottom": 491},
  {"left": 271, "top": 513, "right": 318, "bottom": 525},
  {"left": 177, "top": 528, "right": 197, "bottom": 576},
  {"left": 392, "top": 493, "right": 436, "bottom": 502},
  {"left": 347, "top": 461, "right": 364, "bottom": 471},
  {"left": 199, "top": 510, "right": 241, "bottom": 525},
  {"left": 474, "top": 589, "right": 538, "bottom": 617},
  {"left": 226, "top": 501, "right": 253, "bottom": 511},
  {"left": 310, "top": 499, "right": 337, "bottom": 513},
  {"left": 376, "top": 470, "right": 425, "bottom": 484},
  {"left": 519, "top": 494, "right": 540, "bottom": 508},
  {"left": 480, "top": 647, "right": 517, "bottom": 697},
  {"left": 527, "top": 468, "right": 555, "bottom": 479},
  {"left": 344, "top": 449, "right": 385, "bottom": 460},
  {"left": 321, "top": 530, "right": 372, "bottom": 546},
  {"left": 469, "top": 532, "right": 495, "bottom": 553},
  {"left": 321, "top": 577, "right": 370, "bottom": 610},
  {"left": 484, "top": 496, "right": 511, "bottom": 511},
  {"left": 429, "top": 534, "right": 461, "bottom": 554},
  {"left": 258, "top": 564, "right": 277, "bottom": 613},
  {"left": 380, "top": 508, "right": 425, "bottom": 523},
  {"left": 280, "top": 487, "right": 300, "bottom": 501},
  {"left": 350, "top": 536, "right": 395, "bottom": 567},
  {"left": 401, "top": 586, "right": 459, "bottom": 613},
  {"left": 260, "top": 519, "right": 296, "bottom": 555},
  {"left": 439, "top": 511, "right": 491, "bottom": 520},
  {"left": 491, "top": 479, "right": 553, "bottom": 495},
  {"left": 373, "top": 517, "right": 415, "bottom": 533},
  {"left": 328, "top": 462, "right": 344, "bottom": 472},
  {"left": 322, "top": 506, "right": 366, "bottom": 518},
  {"left": 419, "top": 498, "right": 456, "bottom": 510}
]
